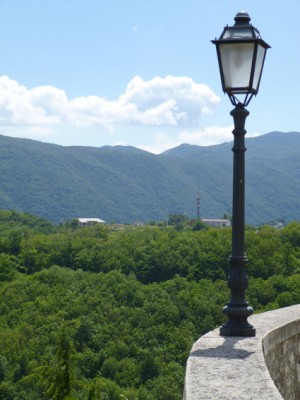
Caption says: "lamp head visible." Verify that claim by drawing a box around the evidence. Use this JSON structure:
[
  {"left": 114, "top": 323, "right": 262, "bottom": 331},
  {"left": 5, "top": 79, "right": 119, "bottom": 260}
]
[{"left": 212, "top": 12, "right": 270, "bottom": 106}]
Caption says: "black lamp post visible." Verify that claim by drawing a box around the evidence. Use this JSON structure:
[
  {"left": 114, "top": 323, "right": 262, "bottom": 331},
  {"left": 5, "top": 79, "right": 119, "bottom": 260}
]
[{"left": 212, "top": 12, "right": 270, "bottom": 337}]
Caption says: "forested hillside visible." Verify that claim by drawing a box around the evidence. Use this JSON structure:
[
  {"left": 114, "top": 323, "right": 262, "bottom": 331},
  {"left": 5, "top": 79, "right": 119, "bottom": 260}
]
[
  {"left": 0, "top": 132, "right": 300, "bottom": 225},
  {"left": 0, "top": 210, "right": 299, "bottom": 399}
]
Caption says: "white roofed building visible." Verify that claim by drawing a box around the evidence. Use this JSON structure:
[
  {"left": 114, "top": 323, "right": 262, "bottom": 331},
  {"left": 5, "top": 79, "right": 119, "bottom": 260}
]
[
  {"left": 202, "top": 219, "right": 231, "bottom": 228},
  {"left": 78, "top": 218, "right": 105, "bottom": 227}
]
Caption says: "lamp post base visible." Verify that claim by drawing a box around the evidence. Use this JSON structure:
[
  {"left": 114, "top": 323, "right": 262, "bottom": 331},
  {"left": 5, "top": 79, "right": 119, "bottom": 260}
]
[
  {"left": 220, "top": 305, "right": 256, "bottom": 337},
  {"left": 220, "top": 323, "right": 256, "bottom": 337}
]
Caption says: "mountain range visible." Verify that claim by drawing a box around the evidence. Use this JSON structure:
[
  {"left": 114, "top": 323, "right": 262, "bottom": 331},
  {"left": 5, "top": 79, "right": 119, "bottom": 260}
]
[{"left": 0, "top": 131, "right": 299, "bottom": 225}]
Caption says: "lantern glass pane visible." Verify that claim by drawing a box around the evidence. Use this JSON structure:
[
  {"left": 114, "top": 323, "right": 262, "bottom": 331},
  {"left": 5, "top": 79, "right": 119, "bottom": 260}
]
[
  {"left": 223, "top": 27, "right": 254, "bottom": 39},
  {"left": 252, "top": 44, "right": 266, "bottom": 91},
  {"left": 219, "top": 42, "right": 255, "bottom": 92}
]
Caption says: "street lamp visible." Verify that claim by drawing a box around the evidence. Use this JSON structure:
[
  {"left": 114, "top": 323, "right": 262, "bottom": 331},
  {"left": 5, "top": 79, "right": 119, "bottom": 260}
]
[{"left": 212, "top": 11, "right": 270, "bottom": 337}]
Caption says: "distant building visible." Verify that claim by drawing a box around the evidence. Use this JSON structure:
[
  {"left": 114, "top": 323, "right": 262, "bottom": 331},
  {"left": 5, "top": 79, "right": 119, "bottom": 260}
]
[
  {"left": 77, "top": 218, "right": 105, "bottom": 227},
  {"left": 132, "top": 221, "right": 144, "bottom": 227},
  {"left": 202, "top": 219, "right": 231, "bottom": 228}
]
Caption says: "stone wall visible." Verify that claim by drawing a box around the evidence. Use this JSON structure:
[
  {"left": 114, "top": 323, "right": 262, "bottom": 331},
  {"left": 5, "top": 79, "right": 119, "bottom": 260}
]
[
  {"left": 263, "top": 319, "right": 300, "bottom": 400},
  {"left": 183, "top": 304, "right": 300, "bottom": 400}
]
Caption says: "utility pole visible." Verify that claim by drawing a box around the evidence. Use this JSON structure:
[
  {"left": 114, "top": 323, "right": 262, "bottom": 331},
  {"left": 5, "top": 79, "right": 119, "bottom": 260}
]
[{"left": 195, "top": 192, "right": 200, "bottom": 219}]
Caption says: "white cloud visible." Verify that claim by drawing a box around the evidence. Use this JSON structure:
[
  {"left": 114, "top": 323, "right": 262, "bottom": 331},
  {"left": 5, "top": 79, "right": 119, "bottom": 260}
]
[
  {"left": 3, "top": 74, "right": 258, "bottom": 152},
  {"left": 139, "top": 125, "right": 263, "bottom": 154},
  {"left": 0, "top": 76, "right": 62, "bottom": 127},
  {"left": 139, "top": 125, "right": 235, "bottom": 154},
  {"left": 119, "top": 75, "right": 219, "bottom": 125},
  {"left": 178, "top": 125, "right": 234, "bottom": 146},
  {"left": 139, "top": 133, "right": 180, "bottom": 154},
  {"left": 0, "top": 75, "right": 220, "bottom": 132}
]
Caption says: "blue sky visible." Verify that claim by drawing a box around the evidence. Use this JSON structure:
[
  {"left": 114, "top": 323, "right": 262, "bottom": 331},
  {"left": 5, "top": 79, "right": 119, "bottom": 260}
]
[{"left": 0, "top": 0, "right": 299, "bottom": 153}]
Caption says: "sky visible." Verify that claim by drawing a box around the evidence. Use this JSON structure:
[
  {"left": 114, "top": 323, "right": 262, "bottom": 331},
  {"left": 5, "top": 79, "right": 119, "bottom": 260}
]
[{"left": 0, "top": 0, "right": 299, "bottom": 154}]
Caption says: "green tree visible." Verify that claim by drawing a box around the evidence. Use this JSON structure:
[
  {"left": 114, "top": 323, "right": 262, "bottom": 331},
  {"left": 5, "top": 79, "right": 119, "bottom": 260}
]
[
  {"left": 35, "top": 327, "right": 75, "bottom": 400},
  {"left": 0, "top": 253, "right": 20, "bottom": 282},
  {"left": 168, "top": 214, "right": 188, "bottom": 226}
]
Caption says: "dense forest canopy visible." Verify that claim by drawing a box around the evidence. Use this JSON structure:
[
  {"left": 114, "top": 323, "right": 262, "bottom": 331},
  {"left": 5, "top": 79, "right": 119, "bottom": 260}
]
[{"left": 0, "top": 210, "right": 299, "bottom": 399}]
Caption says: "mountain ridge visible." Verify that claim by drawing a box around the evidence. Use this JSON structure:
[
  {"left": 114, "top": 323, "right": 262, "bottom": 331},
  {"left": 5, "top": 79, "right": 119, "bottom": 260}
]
[{"left": 0, "top": 132, "right": 299, "bottom": 225}]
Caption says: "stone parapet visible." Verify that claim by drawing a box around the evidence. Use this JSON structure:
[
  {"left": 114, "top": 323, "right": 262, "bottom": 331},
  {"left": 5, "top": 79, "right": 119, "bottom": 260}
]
[{"left": 183, "top": 304, "right": 300, "bottom": 400}]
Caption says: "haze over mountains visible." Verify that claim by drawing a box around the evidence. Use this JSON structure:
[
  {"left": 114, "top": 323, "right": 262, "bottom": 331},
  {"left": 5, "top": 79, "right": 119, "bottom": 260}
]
[{"left": 0, "top": 132, "right": 299, "bottom": 226}]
